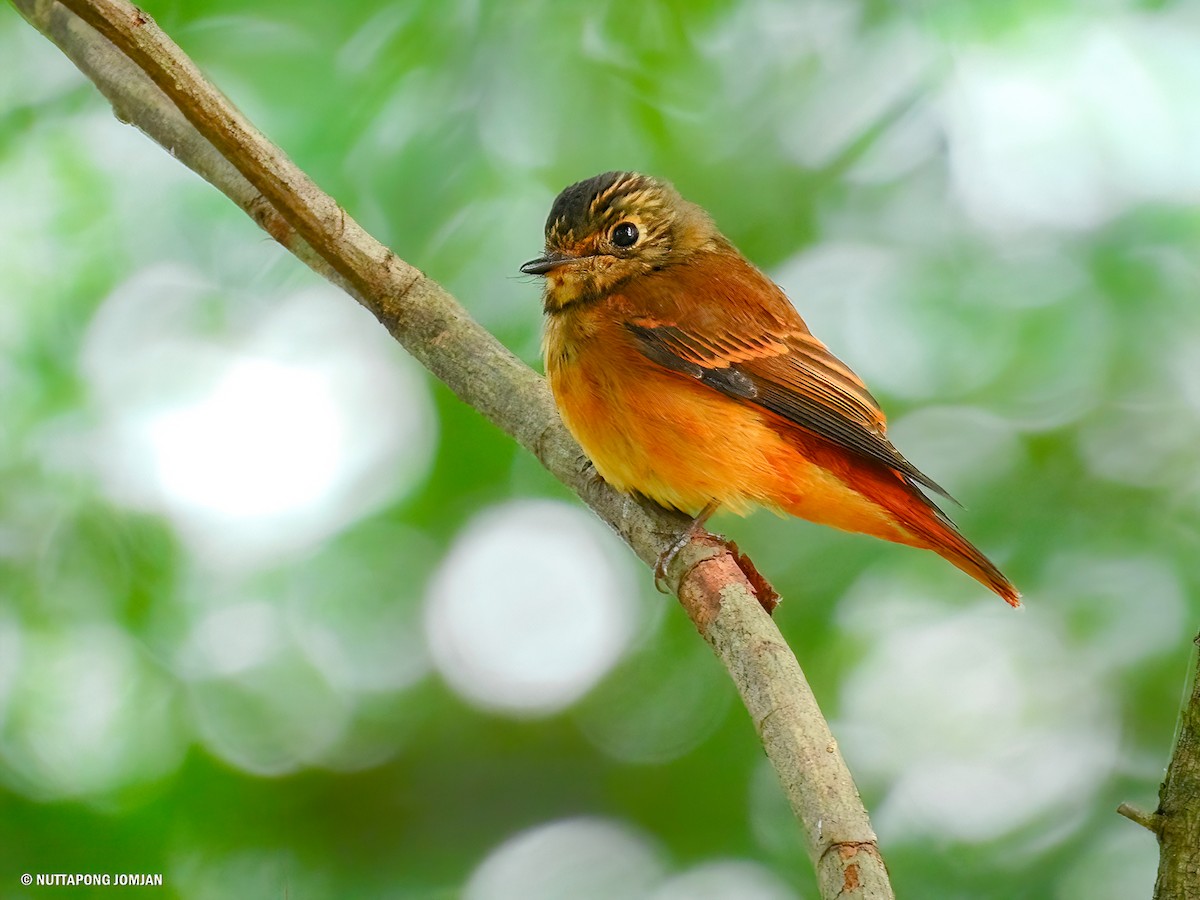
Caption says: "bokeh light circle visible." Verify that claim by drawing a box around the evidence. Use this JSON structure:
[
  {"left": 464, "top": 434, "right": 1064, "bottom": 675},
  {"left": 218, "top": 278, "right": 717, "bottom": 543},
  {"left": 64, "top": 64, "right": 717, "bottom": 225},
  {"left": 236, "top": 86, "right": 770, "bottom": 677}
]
[
  {"left": 464, "top": 817, "right": 665, "bottom": 900},
  {"left": 425, "top": 500, "right": 641, "bottom": 716}
]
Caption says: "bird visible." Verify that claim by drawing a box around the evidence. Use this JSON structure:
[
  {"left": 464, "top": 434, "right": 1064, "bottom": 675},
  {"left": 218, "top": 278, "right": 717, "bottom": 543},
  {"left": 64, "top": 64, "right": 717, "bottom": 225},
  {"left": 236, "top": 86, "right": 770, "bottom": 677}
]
[{"left": 521, "top": 171, "right": 1019, "bottom": 607}]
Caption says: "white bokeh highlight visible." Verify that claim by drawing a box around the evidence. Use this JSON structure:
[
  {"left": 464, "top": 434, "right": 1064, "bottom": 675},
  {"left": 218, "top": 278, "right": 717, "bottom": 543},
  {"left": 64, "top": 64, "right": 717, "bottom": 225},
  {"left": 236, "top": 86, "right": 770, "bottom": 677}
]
[
  {"left": 79, "top": 266, "right": 437, "bottom": 571},
  {"left": 185, "top": 640, "right": 351, "bottom": 777},
  {"left": 943, "top": 16, "right": 1200, "bottom": 233},
  {"left": 144, "top": 357, "right": 346, "bottom": 520},
  {"left": 0, "top": 624, "right": 184, "bottom": 800},
  {"left": 425, "top": 500, "right": 641, "bottom": 716},
  {"left": 175, "top": 569, "right": 431, "bottom": 775},
  {"left": 465, "top": 817, "right": 666, "bottom": 900},
  {"left": 649, "top": 860, "right": 799, "bottom": 900},
  {"left": 178, "top": 601, "right": 287, "bottom": 680},
  {"left": 834, "top": 577, "right": 1121, "bottom": 846}
]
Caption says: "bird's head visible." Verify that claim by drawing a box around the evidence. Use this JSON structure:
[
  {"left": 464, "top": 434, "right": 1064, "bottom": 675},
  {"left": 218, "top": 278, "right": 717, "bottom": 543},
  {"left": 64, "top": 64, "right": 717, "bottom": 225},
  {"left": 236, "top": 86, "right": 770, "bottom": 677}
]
[{"left": 521, "top": 171, "right": 721, "bottom": 311}]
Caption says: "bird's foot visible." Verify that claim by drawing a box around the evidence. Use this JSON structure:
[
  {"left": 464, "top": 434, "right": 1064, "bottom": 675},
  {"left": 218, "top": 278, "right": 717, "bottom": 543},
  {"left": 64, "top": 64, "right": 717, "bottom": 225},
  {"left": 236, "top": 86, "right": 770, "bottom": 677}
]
[
  {"left": 652, "top": 501, "right": 781, "bottom": 615},
  {"left": 653, "top": 519, "right": 709, "bottom": 591},
  {"left": 578, "top": 455, "right": 604, "bottom": 488},
  {"left": 654, "top": 500, "right": 720, "bottom": 592}
]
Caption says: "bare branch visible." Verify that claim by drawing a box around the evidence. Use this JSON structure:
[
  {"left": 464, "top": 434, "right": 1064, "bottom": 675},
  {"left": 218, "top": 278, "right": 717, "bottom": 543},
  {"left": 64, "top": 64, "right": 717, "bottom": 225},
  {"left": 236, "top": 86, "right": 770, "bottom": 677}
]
[
  {"left": 1152, "top": 636, "right": 1200, "bottom": 899},
  {"left": 11, "top": 1, "right": 895, "bottom": 896}
]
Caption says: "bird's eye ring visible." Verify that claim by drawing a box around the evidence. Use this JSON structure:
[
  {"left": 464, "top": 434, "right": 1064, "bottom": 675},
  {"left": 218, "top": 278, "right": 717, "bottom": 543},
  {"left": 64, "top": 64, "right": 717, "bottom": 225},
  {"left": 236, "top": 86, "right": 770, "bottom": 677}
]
[{"left": 611, "top": 222, "right": 639, "bottom": 248}]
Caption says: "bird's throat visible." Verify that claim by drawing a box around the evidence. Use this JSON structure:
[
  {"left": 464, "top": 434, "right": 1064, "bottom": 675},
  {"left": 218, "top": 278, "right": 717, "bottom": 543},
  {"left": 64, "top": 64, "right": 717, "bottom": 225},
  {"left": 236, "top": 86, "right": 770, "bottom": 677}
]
[{"left": 542, "top": 278, "right": 608, "bottom": 315}]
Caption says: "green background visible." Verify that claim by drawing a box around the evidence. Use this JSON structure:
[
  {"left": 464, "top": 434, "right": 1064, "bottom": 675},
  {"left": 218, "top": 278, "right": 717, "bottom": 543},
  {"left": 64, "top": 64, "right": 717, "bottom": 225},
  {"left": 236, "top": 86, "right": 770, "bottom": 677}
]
[{"left": 3, "top": 0, "right": 1198, "bottom": 897}]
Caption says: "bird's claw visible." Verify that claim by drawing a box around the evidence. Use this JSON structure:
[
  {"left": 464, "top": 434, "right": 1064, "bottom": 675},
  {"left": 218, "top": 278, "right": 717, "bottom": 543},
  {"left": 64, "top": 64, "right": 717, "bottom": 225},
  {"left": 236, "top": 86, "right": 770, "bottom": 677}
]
[
  {"left": 577, "top": 455, "right": 604, "bottom": 487},
  {"left": 653, "top": 534, "right": 686, "bottom": 592},
  {"left": 654, "top": 501, "right": 720, "bottom": 593},
  {"left": 654, "top": 519, "right": 711, "bottom": 592}
]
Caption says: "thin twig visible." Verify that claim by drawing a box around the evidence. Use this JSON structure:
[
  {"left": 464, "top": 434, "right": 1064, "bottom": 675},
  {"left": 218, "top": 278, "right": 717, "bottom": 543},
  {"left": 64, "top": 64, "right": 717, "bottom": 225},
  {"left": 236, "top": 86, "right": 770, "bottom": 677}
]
[
  {"left": 1117, "top": 802, "right": 1161, "bottom": 835},
  {"left": 10, "top": 1, "right": 895, "bottom": 896}
]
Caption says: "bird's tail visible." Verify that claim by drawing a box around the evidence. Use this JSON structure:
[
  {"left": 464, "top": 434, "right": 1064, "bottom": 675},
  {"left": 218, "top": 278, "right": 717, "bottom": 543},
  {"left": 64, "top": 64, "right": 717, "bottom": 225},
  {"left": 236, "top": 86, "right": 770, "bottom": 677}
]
[
  {"left": 767, "top": 428, "right": 1021, "bottom": 605},
  {"left": 891, "top": 489, "right": 1021, "bottom": 607},
  {"left": 922, "top": 517, "right": 1020, "bottom": 607}
]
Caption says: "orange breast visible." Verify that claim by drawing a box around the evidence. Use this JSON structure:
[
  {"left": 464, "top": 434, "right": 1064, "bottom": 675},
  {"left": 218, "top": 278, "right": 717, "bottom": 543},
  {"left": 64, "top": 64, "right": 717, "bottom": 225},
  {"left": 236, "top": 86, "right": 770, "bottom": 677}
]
[{"left": 543, "top": 304, "right": 915, "bottom": 544}]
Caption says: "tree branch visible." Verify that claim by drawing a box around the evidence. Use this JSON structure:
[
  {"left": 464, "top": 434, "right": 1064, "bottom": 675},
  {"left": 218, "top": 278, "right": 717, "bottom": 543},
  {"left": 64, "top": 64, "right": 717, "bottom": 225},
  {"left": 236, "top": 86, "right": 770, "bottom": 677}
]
[
  {"left": 1151, "top": 635, "right": 1200, "bottom": 899},
  {"left": 11, "top": 1, "right": 895, "bottom": 896},
  {"left": 1117, "top": 802, "right": 1161, "bottom": 836}
]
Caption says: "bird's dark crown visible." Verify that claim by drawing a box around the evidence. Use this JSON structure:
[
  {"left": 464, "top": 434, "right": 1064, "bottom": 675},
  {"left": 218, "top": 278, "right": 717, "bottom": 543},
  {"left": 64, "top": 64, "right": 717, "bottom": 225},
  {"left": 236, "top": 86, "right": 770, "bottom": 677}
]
[{"left": 544, "top": 171, "right": 678, "bottom": 249}]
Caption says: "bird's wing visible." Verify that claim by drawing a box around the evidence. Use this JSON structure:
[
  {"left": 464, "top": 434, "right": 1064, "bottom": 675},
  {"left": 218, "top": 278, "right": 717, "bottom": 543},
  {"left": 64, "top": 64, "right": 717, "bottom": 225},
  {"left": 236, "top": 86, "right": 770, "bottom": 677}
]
[{"left": 624, "top": 318, "right": 957, "bottom": 503}]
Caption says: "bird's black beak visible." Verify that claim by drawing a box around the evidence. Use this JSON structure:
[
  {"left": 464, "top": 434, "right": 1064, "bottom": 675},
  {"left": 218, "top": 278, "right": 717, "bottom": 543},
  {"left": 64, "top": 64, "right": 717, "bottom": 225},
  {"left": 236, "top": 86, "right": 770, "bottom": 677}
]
[{"left": 520, "top": 252, "right": 574, "bottom": 276}]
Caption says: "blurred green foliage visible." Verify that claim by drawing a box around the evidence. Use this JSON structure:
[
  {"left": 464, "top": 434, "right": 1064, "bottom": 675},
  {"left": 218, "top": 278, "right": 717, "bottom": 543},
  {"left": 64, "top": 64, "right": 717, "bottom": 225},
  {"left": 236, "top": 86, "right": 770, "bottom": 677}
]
[{"left": 3, "top": 0, "right": 1200, "bottom": 897}]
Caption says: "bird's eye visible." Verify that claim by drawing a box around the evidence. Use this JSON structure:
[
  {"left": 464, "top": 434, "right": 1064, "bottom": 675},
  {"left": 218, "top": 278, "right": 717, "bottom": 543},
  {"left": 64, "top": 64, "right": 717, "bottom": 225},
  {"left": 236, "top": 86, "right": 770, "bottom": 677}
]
[{"left": 611, "top": 222, "right": 639, "bottom": 248}]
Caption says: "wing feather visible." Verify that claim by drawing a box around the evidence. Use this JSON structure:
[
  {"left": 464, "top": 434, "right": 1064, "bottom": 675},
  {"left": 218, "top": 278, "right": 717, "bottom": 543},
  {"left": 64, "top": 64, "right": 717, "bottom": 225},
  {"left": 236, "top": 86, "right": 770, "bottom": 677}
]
[{"left": 624, "top": 320, "right": 957, "bottom": 503}]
